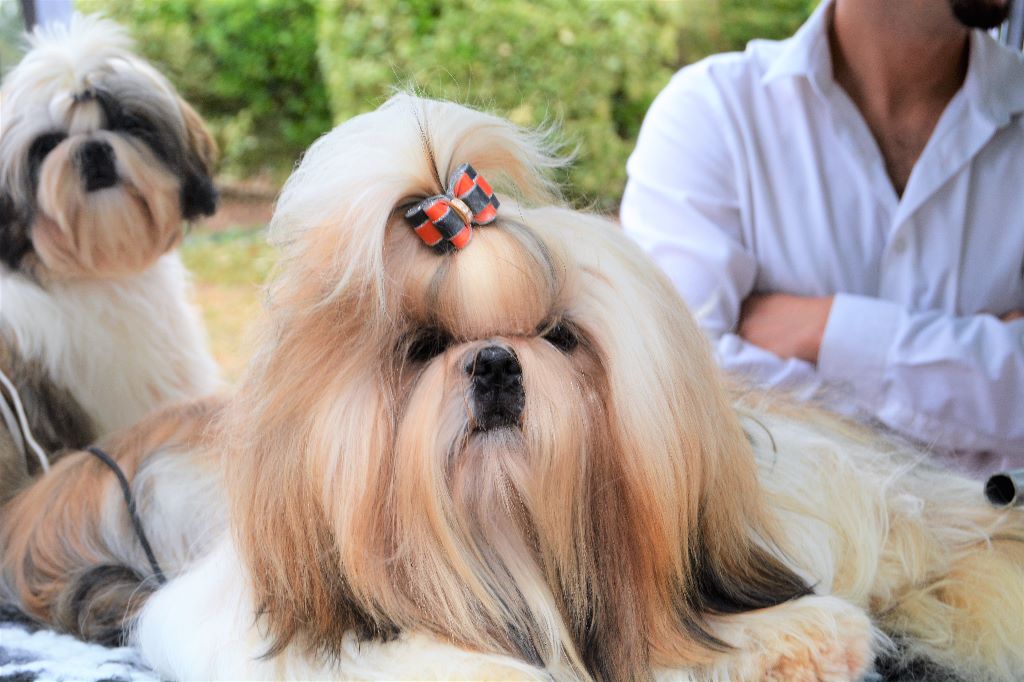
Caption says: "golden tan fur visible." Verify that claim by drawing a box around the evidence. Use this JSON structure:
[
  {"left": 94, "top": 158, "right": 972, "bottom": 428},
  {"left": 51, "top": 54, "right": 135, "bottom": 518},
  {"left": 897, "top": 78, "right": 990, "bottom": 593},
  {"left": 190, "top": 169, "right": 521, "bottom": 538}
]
[
  {"left": 177, "top": 98, "right": 218, "bottom": 175},
  {"left": 0, "top": 398, "right": 223, "bottom": 643},
  {"left": 0, "top": 95, "right": 1021, "bottom": 682},
  {"left": 733, "top": 393, "right": 1024, "bottom": 680},
  {"left": 214, "top": 96, "right": 822, "bottom": 680},
  {"left": 31, "top": 131, "right": 184, "bottom": 278}
]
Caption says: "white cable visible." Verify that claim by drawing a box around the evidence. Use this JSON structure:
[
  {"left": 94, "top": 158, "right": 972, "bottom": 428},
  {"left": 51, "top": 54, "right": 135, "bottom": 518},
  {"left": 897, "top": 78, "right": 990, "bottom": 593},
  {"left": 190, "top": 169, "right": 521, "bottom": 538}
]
[
  {"left": 0, "top": 385, "right": 27, "bottom": 459},
  {"left": 0, "top": 368, "right": 50, "bottom": 473},
  {"left": 0, "top": 280, "right": 50, "bottom": 473}
]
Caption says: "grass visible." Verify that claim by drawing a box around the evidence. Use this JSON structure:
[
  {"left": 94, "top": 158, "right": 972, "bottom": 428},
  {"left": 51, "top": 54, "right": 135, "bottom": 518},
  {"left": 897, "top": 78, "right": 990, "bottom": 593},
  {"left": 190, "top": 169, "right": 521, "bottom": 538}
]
[{"left": 180, "top": 227, "right": 276, "bottom": 382}]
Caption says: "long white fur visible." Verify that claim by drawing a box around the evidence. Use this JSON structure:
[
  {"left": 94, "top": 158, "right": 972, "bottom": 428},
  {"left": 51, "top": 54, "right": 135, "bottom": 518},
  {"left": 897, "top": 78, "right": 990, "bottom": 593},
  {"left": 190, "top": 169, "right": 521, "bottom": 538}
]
[
  {"left": 0, "top": 14, "right": 219, "bottom": 437},
  {"left": 133, "top": 539, "right": 546, "bottom": 682},
  {"left": 744, "top": 407, "right": 1024, "bottom": 681},
  {"left": 0, "top": 254, "right": 218, "bottom": 435},
  {"left": 118, "top": 441, "right": 226, "bottom": 577},
  {"left": 133, "top": 540, "right": 874, "bottom": 682}
]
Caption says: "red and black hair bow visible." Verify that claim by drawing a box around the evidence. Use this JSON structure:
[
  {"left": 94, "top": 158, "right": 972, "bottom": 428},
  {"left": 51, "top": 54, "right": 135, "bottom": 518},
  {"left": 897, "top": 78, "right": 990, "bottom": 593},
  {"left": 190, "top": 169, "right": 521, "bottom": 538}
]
[{"left": 404, "top": 163, "right": 500, "bottom": 252}]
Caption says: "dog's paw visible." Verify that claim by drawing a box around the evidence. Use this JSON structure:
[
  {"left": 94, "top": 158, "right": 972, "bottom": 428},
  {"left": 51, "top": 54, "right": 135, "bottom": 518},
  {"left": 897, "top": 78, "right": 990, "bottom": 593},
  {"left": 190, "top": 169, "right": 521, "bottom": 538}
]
[{"left": 713, "top": 595, "right": 875, "bottom": 682}]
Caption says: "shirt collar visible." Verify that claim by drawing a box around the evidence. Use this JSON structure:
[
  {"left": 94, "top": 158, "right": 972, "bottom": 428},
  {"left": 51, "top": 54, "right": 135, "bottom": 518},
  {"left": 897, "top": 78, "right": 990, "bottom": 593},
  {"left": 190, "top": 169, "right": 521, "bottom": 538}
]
[
  {"left": 762, "top": 0, "right": 1024, "bottom": 124},
  {"left": 760, "top": 0, "right": 835, "bottom": 91},
  {"left": 964, "top": 30, "right": 1024, "bottom": 125}
]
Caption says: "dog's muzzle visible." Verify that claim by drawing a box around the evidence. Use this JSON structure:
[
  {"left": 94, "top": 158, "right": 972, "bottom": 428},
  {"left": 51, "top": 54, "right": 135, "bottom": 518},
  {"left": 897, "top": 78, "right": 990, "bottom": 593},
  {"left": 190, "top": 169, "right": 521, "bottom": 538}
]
[
  {"left": 467, "top": 345, "right": 524, "bottom": 431},
  {"left": 77, "top": 140, "right": 119, "bottom": 192}
]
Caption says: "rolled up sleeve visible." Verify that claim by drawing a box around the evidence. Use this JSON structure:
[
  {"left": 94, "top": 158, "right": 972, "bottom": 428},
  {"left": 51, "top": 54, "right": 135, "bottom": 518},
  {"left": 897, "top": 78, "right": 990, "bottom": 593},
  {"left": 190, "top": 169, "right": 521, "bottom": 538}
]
[{"left": 820, "top": 295, "right": 1024, "bottom": 457}]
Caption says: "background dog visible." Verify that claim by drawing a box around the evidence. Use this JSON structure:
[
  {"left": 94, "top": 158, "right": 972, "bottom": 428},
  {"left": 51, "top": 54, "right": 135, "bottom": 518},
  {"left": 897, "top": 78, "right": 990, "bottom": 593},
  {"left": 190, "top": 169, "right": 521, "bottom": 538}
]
[
  {"left": 1, "top": 95, "right": 1021, "bottom": 681},
  {"left": 0, "top": 15, "right": 219, "bottom": 499}
]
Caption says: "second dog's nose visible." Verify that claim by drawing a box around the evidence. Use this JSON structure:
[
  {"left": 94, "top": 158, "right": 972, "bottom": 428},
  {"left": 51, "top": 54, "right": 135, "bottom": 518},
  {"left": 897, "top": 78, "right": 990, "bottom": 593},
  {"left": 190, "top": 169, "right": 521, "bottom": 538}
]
[
  {"left": 467, "top": 346, "right": 521, "bottom": 386},
  {"left": 78, "top": 140, "right": 118, "bottom": 192}
]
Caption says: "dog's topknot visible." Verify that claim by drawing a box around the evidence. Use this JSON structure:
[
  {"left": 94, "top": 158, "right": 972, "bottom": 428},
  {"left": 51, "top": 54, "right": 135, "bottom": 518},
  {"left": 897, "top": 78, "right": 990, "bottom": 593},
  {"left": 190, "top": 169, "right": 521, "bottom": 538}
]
[
  {"left": 268, "top": 93, "right": 568, "bottom": 310},
  {"left": 6, "top": 15, "right": 138, "bottom": 101}
]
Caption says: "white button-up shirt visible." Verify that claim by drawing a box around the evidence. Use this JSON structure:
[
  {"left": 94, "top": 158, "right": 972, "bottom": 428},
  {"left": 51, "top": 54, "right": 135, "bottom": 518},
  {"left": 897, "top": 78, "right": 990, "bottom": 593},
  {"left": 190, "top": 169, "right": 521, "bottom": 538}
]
[{"left": 621, "top": 0, "right": 1024, "bottom": 476}]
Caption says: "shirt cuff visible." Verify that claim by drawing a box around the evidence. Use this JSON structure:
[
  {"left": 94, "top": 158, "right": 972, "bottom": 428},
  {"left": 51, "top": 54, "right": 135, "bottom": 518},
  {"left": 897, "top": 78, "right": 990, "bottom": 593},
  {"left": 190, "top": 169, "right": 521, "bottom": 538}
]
[{"left": 817, "top": 293, "right": 902, "bottom": 405}]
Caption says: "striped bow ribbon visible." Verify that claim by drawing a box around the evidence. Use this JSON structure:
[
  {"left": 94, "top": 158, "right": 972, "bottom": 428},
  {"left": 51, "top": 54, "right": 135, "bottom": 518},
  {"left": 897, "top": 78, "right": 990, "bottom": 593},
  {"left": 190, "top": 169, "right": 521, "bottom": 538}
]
[{"left": 404, "top": 163, "right": 500, "bottom": 252}]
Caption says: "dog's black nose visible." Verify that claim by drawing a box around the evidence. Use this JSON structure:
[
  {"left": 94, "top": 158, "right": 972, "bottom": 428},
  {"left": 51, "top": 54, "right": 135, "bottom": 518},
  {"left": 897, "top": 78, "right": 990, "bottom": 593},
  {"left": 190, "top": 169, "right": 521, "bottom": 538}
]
[
  {"left": 467, "top": 345, "right": 524, "bottom": 430},
  {"left": 78, "top": 140, "right": 118, "bottom": 192},
  {"left": 468, "top": 346, "right": 521, "bottom": 385}
]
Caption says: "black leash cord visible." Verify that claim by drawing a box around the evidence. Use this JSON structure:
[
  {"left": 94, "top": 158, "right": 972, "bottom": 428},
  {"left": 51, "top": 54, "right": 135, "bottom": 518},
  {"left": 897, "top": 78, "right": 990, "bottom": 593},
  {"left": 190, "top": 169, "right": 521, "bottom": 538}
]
[{"left": 85, "top": 446, "right": 167, "bottom": 585}]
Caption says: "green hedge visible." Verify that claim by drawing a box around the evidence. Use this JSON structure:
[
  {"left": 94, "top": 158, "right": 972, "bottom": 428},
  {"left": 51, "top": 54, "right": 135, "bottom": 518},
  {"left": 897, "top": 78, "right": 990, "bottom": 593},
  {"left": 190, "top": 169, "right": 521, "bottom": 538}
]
[
  {"left": 77, "top": 0, "right": 333, "bottom": 180},
  {"left": 316, "top": 0, "right": 813, "bottom": 208},
  {"left": 74, "top": 0, "right": 812, "bottom": 205},
  {"left": 317, "top": 0, "right": 694, "bottom": 208},
  {"left": 0, "top": 1, "right": 27, "bottom": 74},
  {"left": 681, "top": 0, "right": 817, "bottom": 60}
]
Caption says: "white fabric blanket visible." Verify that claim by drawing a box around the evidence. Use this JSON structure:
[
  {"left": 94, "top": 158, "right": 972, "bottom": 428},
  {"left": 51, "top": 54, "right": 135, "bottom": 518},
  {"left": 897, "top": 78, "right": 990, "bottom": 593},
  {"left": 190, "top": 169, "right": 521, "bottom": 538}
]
[{"left": 0, "top": 606, "right": 157, "bottom": 682}]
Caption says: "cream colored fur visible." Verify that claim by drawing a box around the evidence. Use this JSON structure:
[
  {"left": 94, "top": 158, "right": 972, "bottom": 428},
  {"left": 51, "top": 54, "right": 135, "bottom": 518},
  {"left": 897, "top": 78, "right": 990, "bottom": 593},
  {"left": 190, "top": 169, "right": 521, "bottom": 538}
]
[
  {"left": 1, "top": 95, "right": 1020, "bottom": 682},
  {"left": 0, "top": 255, "right": 218, "bottom": 435},
  {"left": 742, "top": 403, "right": 1024, "bottom": 681}
]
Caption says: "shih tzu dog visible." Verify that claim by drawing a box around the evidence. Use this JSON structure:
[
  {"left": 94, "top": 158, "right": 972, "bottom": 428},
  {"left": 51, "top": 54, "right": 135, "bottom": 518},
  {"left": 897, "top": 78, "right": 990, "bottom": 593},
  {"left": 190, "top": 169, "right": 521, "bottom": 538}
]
[
  {"left": 1, "top": 95, "right": 1022, "bottom": 681},
  {"left": 0, "top": 15, "right": 219, "bottom": 498}
]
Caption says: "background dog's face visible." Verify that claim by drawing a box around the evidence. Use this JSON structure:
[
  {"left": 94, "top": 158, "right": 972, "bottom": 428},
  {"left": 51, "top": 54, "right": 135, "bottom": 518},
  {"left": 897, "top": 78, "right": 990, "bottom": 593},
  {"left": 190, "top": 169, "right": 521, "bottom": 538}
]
[
  {"left": 0, "top": 16, "right": 217, "bottom": 280},
  {"left": 227, "top": 95, "right": 809, "bottom": 680}
]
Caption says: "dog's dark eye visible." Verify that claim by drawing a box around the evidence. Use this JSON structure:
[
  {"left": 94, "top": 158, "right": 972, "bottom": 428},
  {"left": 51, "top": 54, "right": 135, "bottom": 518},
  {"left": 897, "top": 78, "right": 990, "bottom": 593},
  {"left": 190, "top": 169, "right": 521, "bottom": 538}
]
[
  {"left": 541, "top": 320, "right": 579, "bottom": 353},
  {"left": 28, "top": 132, "right": 67, "bottom": 168},
  {"left": 117, "top": 114, "right": 157, "bottom": 139},
  {"left": 405, "top": 327, "right": 454, "bottom": 363},
  {"left": 114, "top": 115, "right": 169, "bottom": 161}
]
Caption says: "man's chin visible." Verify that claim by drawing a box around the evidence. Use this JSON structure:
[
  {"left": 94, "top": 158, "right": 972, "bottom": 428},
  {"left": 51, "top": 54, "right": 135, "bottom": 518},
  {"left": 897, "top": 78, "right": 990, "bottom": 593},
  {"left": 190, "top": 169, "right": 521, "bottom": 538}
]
[{"left": 948, "top": 0, "right": 1012, "bottom": 29}]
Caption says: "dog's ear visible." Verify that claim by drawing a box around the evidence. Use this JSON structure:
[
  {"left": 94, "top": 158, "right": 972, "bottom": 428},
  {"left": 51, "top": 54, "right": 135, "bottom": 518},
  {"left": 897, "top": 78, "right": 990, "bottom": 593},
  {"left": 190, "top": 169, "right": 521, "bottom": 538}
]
[
  {"left": 0, "top": 191, "right": 34, "bottom": 271},
  {"left": 566, "top": 217, "right": 814, "bottom": 675},
  {"left": 180, "top": 169, "right": 217, "bottom": 221},
  {"left": 177, "top": 98, "right": 218, "bottom": 220},
  {"left": 179, "top": 97, "right": 218, "bottom": 173}
]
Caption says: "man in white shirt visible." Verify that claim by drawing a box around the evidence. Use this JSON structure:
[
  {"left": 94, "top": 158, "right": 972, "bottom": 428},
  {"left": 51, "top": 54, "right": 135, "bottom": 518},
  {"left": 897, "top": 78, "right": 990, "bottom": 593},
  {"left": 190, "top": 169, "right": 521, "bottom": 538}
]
[{"left": 621, "top": 0, "right": 1023, "bottom": 477}]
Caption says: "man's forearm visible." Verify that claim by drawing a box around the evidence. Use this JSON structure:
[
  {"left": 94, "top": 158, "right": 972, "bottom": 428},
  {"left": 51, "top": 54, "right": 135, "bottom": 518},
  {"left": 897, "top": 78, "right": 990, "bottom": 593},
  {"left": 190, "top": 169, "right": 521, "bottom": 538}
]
[
  {"left": 737, "top": 293, "right": 834, "bottom": 364},
  {"left": 737, "top": 292, "right": 1024, "bottom": 365}
]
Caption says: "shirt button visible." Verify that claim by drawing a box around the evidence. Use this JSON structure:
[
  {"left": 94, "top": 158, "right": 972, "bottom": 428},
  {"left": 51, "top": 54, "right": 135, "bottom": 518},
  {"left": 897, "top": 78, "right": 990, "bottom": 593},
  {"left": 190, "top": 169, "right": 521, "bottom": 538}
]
[{"left": 892, "top": 237, "right": 906, "bottom": 254}]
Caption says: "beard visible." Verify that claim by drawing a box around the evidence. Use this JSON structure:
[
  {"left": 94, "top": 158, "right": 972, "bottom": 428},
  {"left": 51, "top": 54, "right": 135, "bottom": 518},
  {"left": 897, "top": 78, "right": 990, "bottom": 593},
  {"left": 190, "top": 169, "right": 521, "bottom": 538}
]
[{"left": 948, "top": 0, "right": 1012, "bottom": 29}]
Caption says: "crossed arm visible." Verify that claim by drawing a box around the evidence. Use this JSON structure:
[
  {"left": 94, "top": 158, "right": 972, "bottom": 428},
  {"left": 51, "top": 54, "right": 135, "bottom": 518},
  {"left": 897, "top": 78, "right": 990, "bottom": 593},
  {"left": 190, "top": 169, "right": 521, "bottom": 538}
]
[
  {"left": 739, "top": 295, "right": 1024, "bottom": 363},
  {"left": 621, "top": 77, "right": 1024, "bottom": 458}
]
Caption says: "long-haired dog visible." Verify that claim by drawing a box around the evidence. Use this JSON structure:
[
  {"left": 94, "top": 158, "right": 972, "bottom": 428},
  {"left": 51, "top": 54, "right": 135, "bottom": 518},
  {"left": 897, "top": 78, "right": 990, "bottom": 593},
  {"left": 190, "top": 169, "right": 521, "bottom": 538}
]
[
  {"left": 0, "top": 15, "right": 219, "bottom": 498},
  {"left": 1, "top": 95, "right": 1022, "bottom": 681}
]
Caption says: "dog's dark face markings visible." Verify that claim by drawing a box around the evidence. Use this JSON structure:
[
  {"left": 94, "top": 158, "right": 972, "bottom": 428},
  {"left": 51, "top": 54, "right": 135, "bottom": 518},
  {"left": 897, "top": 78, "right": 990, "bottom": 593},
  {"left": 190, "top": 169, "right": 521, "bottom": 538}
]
[
  {"left": 27, "top": 133, "right": 67, "bottom": 187},
  {"left": 0, "top": 80, "right": 218, "bottom": 274},
  {"left": 399, "top": 314, "right": 583, "bottom": 434},
  {"left": 0, "top": 194, "right": 32, "bottom": 272},
  {"left": 89, "top": 88, "right": 217, "bottom": 219}
]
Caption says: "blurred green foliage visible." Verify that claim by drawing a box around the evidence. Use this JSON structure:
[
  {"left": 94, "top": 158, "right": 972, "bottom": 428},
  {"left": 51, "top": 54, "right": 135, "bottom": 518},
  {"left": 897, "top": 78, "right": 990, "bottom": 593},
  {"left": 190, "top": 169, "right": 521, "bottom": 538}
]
[
  {"left": 0, "top": 1, "right": 27, "bottom": 75},
  {"left": 683, "top": 0, "right": 818, "bottom": 57},
  {"left": 318, "top": 0, "right": 692, "bottom": 207},
  {"left": 318, "top": 0, "right": 813, "bottom": 208},
  {"left": 77, "top": 0, "right": 333, "bottom": 181},
  {"left": 72, "top": 0, "right": 814, "bottom": 205}
]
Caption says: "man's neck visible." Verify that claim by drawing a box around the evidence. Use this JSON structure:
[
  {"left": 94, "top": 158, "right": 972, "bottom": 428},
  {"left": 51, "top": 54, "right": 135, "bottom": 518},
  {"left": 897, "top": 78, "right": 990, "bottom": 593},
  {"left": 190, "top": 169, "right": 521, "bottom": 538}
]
[
  {"left": 830, "top": 0, "right": 969, "bottom": 116},
  {"left": 829, "top": 0, "right": 971, "bottom": 195}
]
